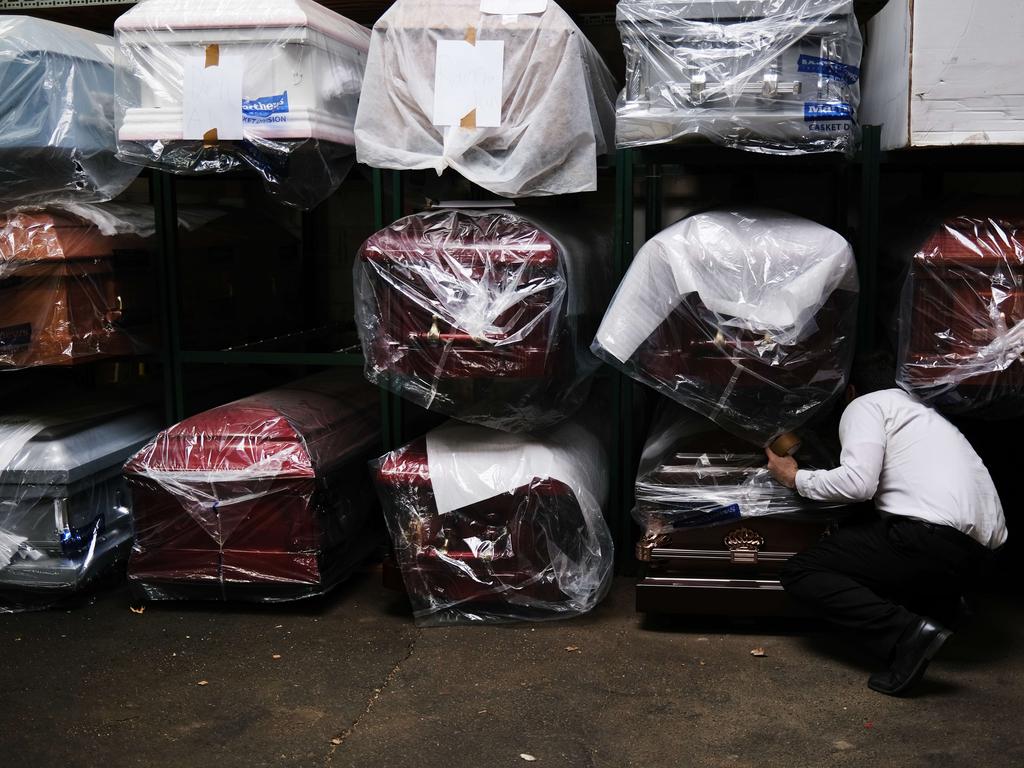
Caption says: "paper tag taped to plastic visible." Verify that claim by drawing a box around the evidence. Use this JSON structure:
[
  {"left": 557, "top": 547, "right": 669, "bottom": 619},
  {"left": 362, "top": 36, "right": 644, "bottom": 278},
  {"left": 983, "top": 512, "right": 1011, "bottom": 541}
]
[
  {"left": 433, "top": 39, "right": 504, "bottom": 128},
  {"left": 481, "top": 0, "right": 546, "bottom": 14},
  {"left": 182, "top": 47, "right": 244, "bottom": 141}
]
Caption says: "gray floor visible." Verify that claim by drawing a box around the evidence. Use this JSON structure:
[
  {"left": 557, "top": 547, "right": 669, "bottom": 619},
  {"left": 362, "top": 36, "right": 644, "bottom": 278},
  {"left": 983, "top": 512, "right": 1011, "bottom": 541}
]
[{"left": 1, "top": 573, "right": 1021, "bottom": 768}]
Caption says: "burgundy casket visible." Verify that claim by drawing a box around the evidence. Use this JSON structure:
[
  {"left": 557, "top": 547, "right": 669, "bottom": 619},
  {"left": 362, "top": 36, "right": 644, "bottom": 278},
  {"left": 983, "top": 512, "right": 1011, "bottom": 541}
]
[
  {"left": 633, "top": 406, "right": 848, "bottom": 616},
  {"left": 897, "top": 212, "right": 1024, "bottom": 414},
  {"left": 593, "top": 209, "right": 859, "bottom": 448},
  {"left": 373, "top": 420, "right": 613, "bottom": 625},
  {"left": 356, "top": 209, "right": 609, "bottom": 432},
  {"left": 124, "top": 372, "right": 381, "bottom": 602}
]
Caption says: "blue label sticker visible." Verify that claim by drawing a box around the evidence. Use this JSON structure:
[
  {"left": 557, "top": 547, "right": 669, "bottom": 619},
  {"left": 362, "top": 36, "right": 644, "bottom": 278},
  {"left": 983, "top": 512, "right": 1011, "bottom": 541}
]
[
  {"left": 804, "top": 101, "right": 853, "bottom": 122},
  {"left": 797, "top": 54, "right": 860, "bottom": 84},
  {"left": 242, "top": 91, "right": 289, "bottom": 121}
]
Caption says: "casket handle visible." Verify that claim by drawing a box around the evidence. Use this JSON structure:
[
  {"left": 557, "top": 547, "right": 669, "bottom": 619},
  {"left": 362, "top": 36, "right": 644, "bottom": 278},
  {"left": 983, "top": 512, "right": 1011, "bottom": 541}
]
[
  {"left": 724, "top": 527, "right": 764, "bottom": 565},
  {"left": 104, "top": 295, "right": 124, "bottom": 324}
]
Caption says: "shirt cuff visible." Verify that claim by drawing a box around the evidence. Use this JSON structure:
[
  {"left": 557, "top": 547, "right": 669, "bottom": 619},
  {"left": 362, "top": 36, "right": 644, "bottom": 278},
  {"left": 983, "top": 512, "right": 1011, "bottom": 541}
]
[{"left": 795, "top": 469, "right": 815, "bottom": 497}]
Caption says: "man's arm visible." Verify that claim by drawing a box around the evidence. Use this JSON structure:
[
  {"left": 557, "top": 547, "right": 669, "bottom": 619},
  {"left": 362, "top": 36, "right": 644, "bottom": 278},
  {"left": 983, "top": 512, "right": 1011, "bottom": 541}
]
[{"left": 765, "top": 400, "right": 887, "bottom": 504}]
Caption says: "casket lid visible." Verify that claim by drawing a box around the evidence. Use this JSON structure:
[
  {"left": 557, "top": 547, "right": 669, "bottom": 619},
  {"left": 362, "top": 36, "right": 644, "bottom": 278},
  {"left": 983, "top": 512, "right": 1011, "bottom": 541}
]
[
  {"left": 916, "top": 214, "right": 1024, "bottom": 266},
  {"left": 615, "top": 0, "right": 853, "bottom": 20},
  {"left": 0, "top": 404, "right": 161, "bottom": 486},
  {"left": 126, "top": 372, "right": 380, "bottom": 478},
  {"left": 0, "top": 15, "right": 115, "bottom": 66},
  {"left": 114, "top": 0, "right": 371, "bottom": 52},
  {"left": 360, "top": 211, "right": 558, "bottom": 266},
  {"left": 0, "top": 212, "right": 136, "bottom": 264}
]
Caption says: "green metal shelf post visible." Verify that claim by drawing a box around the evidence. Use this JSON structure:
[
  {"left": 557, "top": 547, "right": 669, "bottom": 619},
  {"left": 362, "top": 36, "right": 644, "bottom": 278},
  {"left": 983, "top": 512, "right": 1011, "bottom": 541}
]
[{"left": 153, "top": 170, "right": 185, "bottom": 425}]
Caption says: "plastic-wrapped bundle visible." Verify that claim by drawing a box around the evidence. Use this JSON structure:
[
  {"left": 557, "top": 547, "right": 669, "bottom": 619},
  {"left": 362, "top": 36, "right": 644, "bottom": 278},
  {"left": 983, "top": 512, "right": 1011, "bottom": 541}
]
[
  {"left": 634, "top": 403, "right": 846, "bottom": 539},
  {"left": 593, "top": 208, "right": 858, "bottom": 448},
  {"left": 354, "top": 0, "right": 617, "bottom": 197},
  {"left": 0, "top": 404, "right": 162, "bottom": 611},
  {"left": 615, "top": 0, "right": 862, "bottom": 154},
  {"left": 0, "top": 211, "right": 152, "bottom": 369},
  {"left": 0, "top": 16, "right": 140, "bottom": 206},
  {"left": 373, "top": 418, "right": 613, "bottom": 625},
  {"left": 897, "top": 212, "right": 1024, "bottom": 415},
  {"left": 114, "top": 0, "right": 370, "bottom": 209},
  {"left": 124, "top": 372, "right": 381, "bottom": 602},
  {"left": 355, "top": 208, "right": 611, "bottom": 432}
]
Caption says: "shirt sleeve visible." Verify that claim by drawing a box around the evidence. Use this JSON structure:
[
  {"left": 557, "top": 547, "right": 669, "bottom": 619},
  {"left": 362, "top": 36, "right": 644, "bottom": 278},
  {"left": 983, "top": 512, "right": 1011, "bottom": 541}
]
[{"left": 795, "top": 399, "right": 887, "bottom": 504}]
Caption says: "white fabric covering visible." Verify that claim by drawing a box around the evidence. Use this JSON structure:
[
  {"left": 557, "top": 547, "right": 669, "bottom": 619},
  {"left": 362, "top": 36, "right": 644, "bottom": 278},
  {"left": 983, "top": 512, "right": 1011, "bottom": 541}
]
[{"left": 354, "top": 0, "right": 617, "bottom": 197}]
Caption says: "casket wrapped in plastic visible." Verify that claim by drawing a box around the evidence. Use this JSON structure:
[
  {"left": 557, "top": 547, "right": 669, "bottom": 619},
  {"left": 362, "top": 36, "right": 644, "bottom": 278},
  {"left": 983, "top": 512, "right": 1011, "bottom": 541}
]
[
  {"left": 355, "top": 208, "right": 611, "bottom": 431},
  {"left": 0, "top": 16, "right": 140, "bottom": 206},
  {"left": 373, "top": 418, "right": 613, "bottom": 625},
  {"left": 124, "top": 372, "right": 382, "bottom": 602},
  {"left": 633, "top": 405, "right": 848, "bottom": 615},
  {"left": 615, "top": 0, "right": 862, "bottom": 154},
  {"left": 897, "top": 212, "right": 1024, "bottom": 415},
  {"left": 353, "top": 0, "right": 617, "bottom": 197},
  {"left": 634, "top": 404, "right": 846, "bottom": 539},
  {"left": 593, "top": 208, "right": 858, "bottom": 447},
  {"left": 0, "top": 403, "right": 162, "bottom": 611},
  {"left": 114, "top": 0, "right": 370, "bottom": 209},
  {"left": 0, "top": 211, "right": 152, "bottom": 369}
]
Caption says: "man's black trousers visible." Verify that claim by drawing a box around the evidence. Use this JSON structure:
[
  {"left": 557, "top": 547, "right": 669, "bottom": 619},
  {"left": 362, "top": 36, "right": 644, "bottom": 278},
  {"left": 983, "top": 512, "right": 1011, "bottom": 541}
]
[{"left": 781, "top": 514, "right": 993, "bottom": 659}]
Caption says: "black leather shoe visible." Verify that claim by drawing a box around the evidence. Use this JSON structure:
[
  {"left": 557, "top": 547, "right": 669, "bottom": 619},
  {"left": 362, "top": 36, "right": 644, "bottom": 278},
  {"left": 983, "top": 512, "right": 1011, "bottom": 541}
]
[{"left": 868, "top": 618, "right": 952, "bottom": 696}]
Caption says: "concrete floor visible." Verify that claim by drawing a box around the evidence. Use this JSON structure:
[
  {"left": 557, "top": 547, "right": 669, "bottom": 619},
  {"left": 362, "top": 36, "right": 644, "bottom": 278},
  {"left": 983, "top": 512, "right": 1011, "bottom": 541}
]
[{"left": 1, "top": 573, "right": 1022, "bottom": 768}]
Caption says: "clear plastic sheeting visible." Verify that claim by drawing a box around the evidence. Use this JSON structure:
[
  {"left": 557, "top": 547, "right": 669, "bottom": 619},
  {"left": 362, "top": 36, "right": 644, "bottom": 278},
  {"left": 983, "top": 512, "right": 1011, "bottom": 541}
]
[
  {"left": 897, "top": 212, "right": 1024, "bottom": 416},
  {"left": 633, "top": 404, "right": 846, "bottom": 545},
  {"left": 355, "top": 208, "right": 612, "bottom": 432},
  {"left": 354, "top": 0, "right": 617, "bottom": 197},
  {"left": 593, "top": 208, "right": 858, "bottom": 446},
  {"left": 373, "top": 417, "right": 613, "bottom": 625},
  {"left": 0, "top": 210, "right": 153, "bottom": 369},
  {"left": 0, "top": 16, "right": 141, "bottom": 206},
  {"left": 615, "top": 0, "right": 862, "bottom": 154},
  {"left": 114, "top": 0, "right": 371, "bottom": 209},
  {"left": 124, "top": 372, "right": 382, "bottom": 602},
  {"left": 0, "top": 403, "right": 162, "bottom": 612}
]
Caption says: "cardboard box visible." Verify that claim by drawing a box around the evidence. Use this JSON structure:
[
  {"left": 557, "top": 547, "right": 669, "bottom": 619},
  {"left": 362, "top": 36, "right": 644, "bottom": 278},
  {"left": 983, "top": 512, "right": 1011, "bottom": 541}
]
[{"left": 861, "top": 0, "right": 1024, "bottom": 149}]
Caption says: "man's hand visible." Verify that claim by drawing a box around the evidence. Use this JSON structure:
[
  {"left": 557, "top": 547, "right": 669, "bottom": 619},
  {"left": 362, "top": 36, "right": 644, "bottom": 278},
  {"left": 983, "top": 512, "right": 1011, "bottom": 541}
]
[{"left": 765, "top": 448, "right": 799, "bottom": 490}]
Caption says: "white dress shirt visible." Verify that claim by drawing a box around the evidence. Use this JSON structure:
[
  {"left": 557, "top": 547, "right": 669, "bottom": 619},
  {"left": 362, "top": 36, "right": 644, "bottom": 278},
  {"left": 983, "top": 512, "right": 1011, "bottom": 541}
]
[{"left": 795, "top": 389, "right": 1008, "bottom": 549}]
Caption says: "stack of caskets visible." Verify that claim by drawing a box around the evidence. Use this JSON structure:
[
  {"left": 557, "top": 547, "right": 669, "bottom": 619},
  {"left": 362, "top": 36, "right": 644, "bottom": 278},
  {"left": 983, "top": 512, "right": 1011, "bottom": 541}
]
[{"left": 595, "top": 207, "right": 860, "bottom": 615}]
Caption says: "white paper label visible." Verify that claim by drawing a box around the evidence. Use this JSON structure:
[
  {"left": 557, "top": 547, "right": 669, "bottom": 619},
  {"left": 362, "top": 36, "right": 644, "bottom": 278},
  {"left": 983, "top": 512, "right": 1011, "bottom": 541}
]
[
  {"left": 432, "top": 39, "right": 504, "bottom": 128},
  {"left": 182, "top": 50, "right": 244, "bottom": 141},
  {"left": 480, "top": 0, "right": 546, "bottom": 14},
  {"left": 501, "top": 14, "right": 518, "bottom": 24}
]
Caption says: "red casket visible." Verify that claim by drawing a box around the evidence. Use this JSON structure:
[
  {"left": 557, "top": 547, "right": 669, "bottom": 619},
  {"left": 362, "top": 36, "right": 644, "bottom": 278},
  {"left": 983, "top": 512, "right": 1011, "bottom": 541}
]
[
  {"left": 356, "top": 209, "right": 609, "bottom": 432},
  {"left": 897, "top": 212, "right": 1024, "bottom": 414},
  {"left": 124, "top": 372, "right": 381, "bottom": 602},
  {"left": 632, "top": 406, "right": 849, "bottom": 616},
  {"left": 0, "top": 212, "right": 149, "bottom": 368},
  {"left": 372, "top": 421, "right": 613, "bottom": 625},
  {"left": 593, "top": 209, "right": 859, "bottom": 447}
]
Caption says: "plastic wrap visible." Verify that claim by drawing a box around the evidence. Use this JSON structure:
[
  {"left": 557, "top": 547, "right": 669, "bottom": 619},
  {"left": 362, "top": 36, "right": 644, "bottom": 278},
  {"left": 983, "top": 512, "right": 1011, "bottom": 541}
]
[
  {"left": 124, "top": 372, "right": 382, "bottom": 602},
  {"left": 114, "top": 0, "right": 371, "bottom": 209},
  {"left": 0, "top": 403, "right": 162, "bottom": 612},
  {"left": 353, "top": 0, "right": 617, "bottom": 197},
  {"left": 593, "top": 208, "right": 858, "bottom": 446},
  {"left": 373, "top": 417, "right": 613, "bottom": 625},
  {"left": 355, "top": 208, "right": 612, "bottom": 431},
  {"left": 896, "top": 212, "right": 1024, "bottom": 415},
  {"left": 633, "top": 403, "right": 846, "bottom": 544},
  {"left": 0, "top": 210, "right": 154, "bottom": 369},
  {"left": 615, "top": 0, "right": 862, "bottom": 154},
  {"left": 0, "top": 16, "right": 141, "bottom": 206}
]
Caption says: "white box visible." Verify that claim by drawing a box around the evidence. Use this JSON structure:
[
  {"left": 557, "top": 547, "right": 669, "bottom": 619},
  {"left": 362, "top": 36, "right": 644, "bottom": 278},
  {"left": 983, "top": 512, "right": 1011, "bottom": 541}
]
[{"left": 861, "top": 0, "right": 1024, "bottom": 149}]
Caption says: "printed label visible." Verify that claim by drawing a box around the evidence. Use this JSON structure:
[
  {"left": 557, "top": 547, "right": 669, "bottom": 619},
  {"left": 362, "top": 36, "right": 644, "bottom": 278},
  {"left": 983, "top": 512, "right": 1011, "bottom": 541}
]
[
  {"left": 797, "top": 55, "right": 860, "bottom": 85},
  {"left": 804, "top": 101, "right": 853, "bottom": 122},
  {"left": 0, "top": 323, "right": 31, "bottom": 350},
  {"left": 243, "top": 91, "right": 290, "bottom": 124}
]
